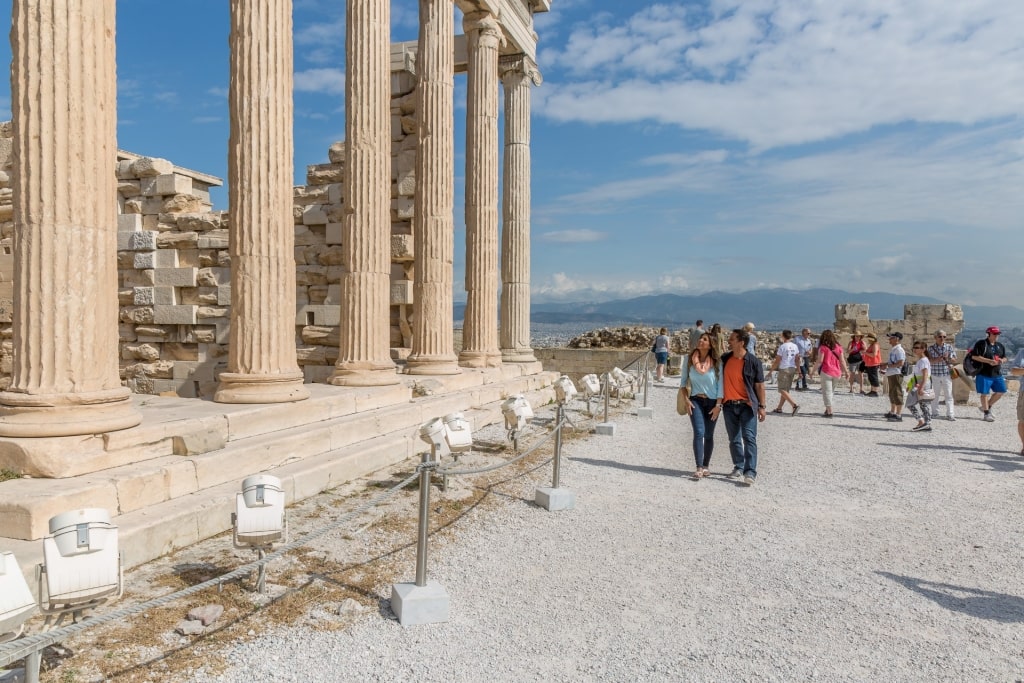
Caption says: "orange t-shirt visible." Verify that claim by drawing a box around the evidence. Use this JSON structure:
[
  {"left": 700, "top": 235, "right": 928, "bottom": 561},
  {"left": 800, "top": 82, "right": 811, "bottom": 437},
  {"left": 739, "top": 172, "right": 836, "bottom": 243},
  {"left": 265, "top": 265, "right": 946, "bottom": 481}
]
[{"left": 724, "top": 356, "right": 749, "bottom": 403}]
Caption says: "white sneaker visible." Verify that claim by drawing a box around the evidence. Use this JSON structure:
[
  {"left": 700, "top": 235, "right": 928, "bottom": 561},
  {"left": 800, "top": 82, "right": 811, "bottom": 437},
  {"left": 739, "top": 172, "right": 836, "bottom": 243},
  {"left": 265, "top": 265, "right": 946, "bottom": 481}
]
[
  {"left": 743, "top": 475, "right": 755, "bottom": 486},
  {"left": 947, "top": 415, "right": 956, "bottom": 421},
  {"left": 984, "top": 412, "right": 995, "bottom": 422}
]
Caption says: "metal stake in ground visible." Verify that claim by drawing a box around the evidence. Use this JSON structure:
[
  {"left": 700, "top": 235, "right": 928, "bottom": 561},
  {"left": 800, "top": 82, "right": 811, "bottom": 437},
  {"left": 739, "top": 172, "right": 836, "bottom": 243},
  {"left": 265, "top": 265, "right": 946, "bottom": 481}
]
[
  {"left": 596, "top": 371, "right": 617, "bottom": 435},
  {"left": 389, "top": 447, "right": 450, "bottom": 626},
  {"left": 536, "top": 404, "right": 577, "bottom": 511}
]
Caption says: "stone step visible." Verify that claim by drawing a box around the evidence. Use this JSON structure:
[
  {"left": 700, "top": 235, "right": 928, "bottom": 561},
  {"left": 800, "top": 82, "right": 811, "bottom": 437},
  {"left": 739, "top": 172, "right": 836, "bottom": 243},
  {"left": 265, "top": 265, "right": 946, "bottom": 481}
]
[{"left": 1, "top": 365, "right": 556, "bottom": 586}]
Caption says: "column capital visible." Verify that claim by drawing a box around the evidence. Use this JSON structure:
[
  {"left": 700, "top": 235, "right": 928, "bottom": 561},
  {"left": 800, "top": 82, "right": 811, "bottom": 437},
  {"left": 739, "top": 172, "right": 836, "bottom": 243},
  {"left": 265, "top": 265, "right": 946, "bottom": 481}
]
[
  {"left": 500, "top": 53, "right": 542, "bottom": 86},
  {"left": 463, "top": 10, "right": 505, "bottom": 49}
]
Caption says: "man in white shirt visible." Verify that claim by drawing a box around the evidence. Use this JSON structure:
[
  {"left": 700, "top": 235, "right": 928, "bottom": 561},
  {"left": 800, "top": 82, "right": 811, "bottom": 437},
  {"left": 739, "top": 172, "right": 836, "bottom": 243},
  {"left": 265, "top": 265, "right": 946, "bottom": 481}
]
[
  {"left": 793, "top": 328, "right": 814, "bottom": 390},
  {"left": 881, "top": 332, "right": 907, "bottom": 421},
  {"left": 769, "top": 330, "right": 800, "bottom": 414}
]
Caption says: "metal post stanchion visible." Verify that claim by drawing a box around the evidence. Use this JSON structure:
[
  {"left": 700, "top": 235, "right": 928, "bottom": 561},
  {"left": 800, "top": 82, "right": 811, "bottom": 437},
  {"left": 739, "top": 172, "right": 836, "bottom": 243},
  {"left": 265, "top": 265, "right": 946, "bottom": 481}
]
[
  {"left": 25, "top": 651, "right": 41, "bottom": 683},
  {"left": 536, "top": 403, "right": 575, "bottom": 510},
  {"left": 638, "top": 353, "right": 654, "bottom": 419},
  {"left": 391, "top": 445, "right": 449, "bottom": 625},
  {"left": 552, "top": 404, "right": 563, "bottom": 489},
  {"left": 414, "top": 447, "right": 433, "bottom": 587},
  {"left": 596, "top": 371, "right": 616, "bottom": 435}
]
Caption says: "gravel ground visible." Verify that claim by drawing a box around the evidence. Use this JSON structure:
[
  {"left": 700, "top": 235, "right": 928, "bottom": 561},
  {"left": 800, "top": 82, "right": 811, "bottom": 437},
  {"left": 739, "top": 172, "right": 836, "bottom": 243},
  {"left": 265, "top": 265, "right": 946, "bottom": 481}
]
[{"left": 194, "top": 379, "right": 1024, "bottom": 682}]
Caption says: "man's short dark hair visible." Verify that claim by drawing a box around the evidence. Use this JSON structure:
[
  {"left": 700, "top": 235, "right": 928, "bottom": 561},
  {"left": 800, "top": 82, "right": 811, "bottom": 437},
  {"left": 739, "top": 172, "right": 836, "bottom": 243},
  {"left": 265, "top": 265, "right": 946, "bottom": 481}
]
[
  {"left": 696, "top": 320, "right": 703, "bottom": 327},
  {"left": 732, "top": 328, "right": 750, "bottom": 346},
  {"left": 782, "top": 329, "right": 793, "bottom": 340}
]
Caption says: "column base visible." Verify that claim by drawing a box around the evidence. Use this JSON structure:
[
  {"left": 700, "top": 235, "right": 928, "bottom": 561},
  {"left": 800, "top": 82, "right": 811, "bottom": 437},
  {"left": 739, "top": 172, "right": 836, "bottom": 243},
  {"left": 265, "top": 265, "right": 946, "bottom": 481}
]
[
  {"left": 328, "top": 361, "right": 400, "bottom": 387},
  {"left": 457, "top": 350, "right": 503, "bottom": 368},
  {"left": 501, "top": 348, "right": 536, "bottom": 363},
  {"left": 405, "top": 354, "right": 461, "bottom": 376},
  {"left": 0, "top": 387, "right": 141, "bottom": 437},
  {"left": 214, "top": 372, "right": 309, "bottom": 404}
]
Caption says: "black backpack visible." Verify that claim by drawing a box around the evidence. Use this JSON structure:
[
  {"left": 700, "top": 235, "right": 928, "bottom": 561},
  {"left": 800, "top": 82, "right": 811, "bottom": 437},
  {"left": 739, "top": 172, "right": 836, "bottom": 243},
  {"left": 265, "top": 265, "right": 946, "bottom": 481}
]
[{"left": 962, "top": 344, "right": 981, "bottom": 377}]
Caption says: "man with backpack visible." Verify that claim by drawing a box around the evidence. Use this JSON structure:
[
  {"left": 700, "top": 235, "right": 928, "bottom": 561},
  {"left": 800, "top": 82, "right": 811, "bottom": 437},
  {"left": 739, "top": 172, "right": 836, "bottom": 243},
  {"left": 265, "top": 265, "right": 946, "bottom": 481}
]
[
  {"left": 970, "top": 326, "right": 1006, "bottom": 422},
  {"left": 881, "top": 332, "right": 907, "bottom": 421}
]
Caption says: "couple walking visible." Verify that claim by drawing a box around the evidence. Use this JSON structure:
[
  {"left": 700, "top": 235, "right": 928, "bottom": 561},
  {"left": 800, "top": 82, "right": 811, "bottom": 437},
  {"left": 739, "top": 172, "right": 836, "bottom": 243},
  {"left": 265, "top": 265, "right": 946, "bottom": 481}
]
[{"left": 679, "top": 329, "right": 767, "bottom": 486}]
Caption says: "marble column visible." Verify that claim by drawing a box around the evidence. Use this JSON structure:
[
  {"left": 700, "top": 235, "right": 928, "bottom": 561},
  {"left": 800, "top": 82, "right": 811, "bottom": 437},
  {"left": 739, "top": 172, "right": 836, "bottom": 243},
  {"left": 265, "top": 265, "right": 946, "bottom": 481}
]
[
  {"left": 499, "top": 56, "right": 540, "bottom": 363},
  {"left": 0, "top": 0, "right": 142, "bottom": 437},
  {"left": 329, "top": 0, "right": 399, "bottom": 386},
  {"left": 406, "top": 0, "right": 460, "bottom": 375},
  {"left": 215, "top": 0, "right": 309, "bottom": 403},
  {"left": 458, "top": 11, "right": 503, "bottom": 369}
]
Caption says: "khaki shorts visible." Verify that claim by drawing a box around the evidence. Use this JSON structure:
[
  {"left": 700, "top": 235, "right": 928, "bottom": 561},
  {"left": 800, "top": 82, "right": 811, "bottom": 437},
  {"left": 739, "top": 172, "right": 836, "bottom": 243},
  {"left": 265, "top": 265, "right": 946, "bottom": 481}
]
[
  {"left": 1017, "top": 390, "right": 1024, "bottom": 422},
  {"left": 777, "top": 368, "right": 797, "bottom": 391},
  {"left": 887, "top": 374, "right": 905, "bottom": 405}
]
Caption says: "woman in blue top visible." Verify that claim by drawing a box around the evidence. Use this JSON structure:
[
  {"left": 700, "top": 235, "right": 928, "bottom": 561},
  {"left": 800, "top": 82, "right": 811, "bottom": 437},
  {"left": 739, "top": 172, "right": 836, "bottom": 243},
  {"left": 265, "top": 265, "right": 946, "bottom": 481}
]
[{"left": 681, "top": 332, "right": 724, "bottom": 480}]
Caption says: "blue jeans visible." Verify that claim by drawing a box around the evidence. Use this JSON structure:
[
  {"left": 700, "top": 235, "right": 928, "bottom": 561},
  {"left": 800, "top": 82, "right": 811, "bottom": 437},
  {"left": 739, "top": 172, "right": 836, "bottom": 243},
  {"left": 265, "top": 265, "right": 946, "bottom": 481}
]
[
  {"left": 722, "top": 402, "right": 758, "bottom": 477},
  {"left": 688, "top": 396, "right": 719, "bottom": 468},
  {"left": 798, "top": 359, "right": 809, "bottom": 388}
]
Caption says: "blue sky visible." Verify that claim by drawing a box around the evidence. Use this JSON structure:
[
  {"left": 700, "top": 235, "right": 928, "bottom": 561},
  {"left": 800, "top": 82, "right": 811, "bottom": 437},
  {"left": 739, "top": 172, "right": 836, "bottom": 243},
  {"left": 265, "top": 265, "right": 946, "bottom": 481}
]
[{"left": 1, "top": 1, "right": 1023, "bottom": 307}]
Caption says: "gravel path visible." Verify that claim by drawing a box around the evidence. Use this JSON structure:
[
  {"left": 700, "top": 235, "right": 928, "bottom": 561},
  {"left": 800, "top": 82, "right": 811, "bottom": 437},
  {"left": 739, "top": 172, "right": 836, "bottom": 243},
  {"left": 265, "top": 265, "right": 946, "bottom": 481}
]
[{"left": 202, "top": 380, "right": 1024, "bottom": 682}]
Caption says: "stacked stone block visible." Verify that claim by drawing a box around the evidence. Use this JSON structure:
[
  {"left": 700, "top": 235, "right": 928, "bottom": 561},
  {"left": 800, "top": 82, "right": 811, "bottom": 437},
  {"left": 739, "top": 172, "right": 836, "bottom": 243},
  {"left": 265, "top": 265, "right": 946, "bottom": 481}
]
[{"left": 833, "top": 303, "right": 964, "bottom": 348}]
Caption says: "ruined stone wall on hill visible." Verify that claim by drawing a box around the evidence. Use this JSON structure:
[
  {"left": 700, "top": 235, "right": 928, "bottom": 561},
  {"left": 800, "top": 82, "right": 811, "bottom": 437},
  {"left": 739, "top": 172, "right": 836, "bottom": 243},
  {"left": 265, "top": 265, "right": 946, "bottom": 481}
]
[{"left": 0, "top": 68, "right": 419, "bottom": 397}]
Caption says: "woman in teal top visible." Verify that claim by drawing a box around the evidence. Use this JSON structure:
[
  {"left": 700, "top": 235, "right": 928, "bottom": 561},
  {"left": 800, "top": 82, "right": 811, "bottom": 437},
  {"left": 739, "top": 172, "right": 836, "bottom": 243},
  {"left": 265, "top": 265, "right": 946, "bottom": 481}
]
[{"left": 681, "top": 332, "right": 724, "bottom": 479}]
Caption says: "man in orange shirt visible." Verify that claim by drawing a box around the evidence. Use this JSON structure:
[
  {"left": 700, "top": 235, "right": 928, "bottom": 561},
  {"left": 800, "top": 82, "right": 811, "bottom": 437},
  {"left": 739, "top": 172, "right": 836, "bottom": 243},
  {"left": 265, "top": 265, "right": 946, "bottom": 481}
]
[{"left": 717, "top": 329, "right": 767, "bottom": 486}]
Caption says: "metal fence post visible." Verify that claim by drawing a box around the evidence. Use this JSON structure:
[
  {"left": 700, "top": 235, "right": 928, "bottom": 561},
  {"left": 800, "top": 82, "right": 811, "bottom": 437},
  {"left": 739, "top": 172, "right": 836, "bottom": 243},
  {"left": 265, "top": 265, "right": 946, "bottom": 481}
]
[
  {"left": 603, "top": 372, "right": 610, "bottom": 423},
  {"left": 552, "top": 404, "right": 564, "bottom": 489},
  {"left": 414, "top": 447, "right": 434, "bottom": 587}
]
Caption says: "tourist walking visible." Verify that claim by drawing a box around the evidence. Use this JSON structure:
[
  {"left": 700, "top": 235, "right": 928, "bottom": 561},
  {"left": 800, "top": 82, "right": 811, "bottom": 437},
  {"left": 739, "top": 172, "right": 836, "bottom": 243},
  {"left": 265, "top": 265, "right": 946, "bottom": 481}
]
[
  {"left": 689, "top": 320, "right": 705, "bottom": 351},
  {"left": 926, "top": 330, "right": 957, "bottom": 420},
  {"left": 862, "top": 333, "right": 882, "bottom": 397},
  {"left": 971, "top": 326, "right": 1006, "bottom": 422},
  {"left": 720, "top": 328, "right": 767, "bottom": 486},
  {"left": 743, "top": 322, "right": 757, "bottom": 356},
  {"left": 906, "top": 341, "right": 934, "bottom": 431},
  {"left": 882, "top": 332, "right": 907, "bottom": 421},
  {"left": 652, "top": 327, "right": 670, "bottom": 382},
  {"left": 815, "top": 330, "right": 848, "bottom": 418},
  {"left": 794, "top": 328, "right": 814, "bottom": 390},
  {"left": 709, "top": 323, "right": 727, "bottom": 356},
  {"left": 681, "top": 332, "right": 723, "bottom": 480},
  {"left": 1011, "top": 359, "right": 1024, "bottom": 456},
  {"left": 769, "top": 330, "right": 800, "bottom": 415},
  {"left": 846, "top": 332, "right": 866, "bottom": 394}
]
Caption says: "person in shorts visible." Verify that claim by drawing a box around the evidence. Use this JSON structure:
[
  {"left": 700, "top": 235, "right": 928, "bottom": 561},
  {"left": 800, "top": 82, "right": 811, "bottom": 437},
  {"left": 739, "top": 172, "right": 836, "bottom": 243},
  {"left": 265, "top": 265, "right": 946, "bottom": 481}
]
[
  {"left": 861, "top": 333, "right": 882, "bottom": 396},
  {"left": 653, "top": 327, "right": 670, "bottom": 382},
  {"left": 769, "top": 330, "right": 800, "bottom": 415},
  {"left": 971, "top": 326, "right": 1006, "bottom": 422},
  {"left": 881, "top": 332, "right": 906, "bottom": 421}
]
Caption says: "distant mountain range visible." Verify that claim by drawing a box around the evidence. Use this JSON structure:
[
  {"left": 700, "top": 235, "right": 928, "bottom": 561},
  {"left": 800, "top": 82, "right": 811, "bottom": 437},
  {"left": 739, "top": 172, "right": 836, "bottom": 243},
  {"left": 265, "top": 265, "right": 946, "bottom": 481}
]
[{"left": 456, "top": 288, "right": 1024, "bottom": 329}]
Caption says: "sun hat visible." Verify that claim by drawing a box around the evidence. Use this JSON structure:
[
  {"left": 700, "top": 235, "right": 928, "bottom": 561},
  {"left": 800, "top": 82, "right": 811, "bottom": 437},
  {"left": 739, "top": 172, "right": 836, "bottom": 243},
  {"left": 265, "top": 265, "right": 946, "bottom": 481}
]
[
  {"left": 852, "top": 331, "right": 864, "bottom": 337},
  {"left": 865, "top": 333, "right": 877, "bottom": 341},
  {"left": 987, "top": 326, "right": 1001, "bottom": 335}
]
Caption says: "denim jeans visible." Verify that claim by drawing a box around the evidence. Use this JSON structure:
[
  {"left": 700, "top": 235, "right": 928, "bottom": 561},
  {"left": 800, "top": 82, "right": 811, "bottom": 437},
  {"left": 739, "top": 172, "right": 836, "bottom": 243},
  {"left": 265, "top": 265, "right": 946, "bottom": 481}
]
[
  {"left": 688, "top": 396, "right": 719, "bottom": 468},
  {"left": 722, "top": 402, "right": 758, "bottom": 477}
]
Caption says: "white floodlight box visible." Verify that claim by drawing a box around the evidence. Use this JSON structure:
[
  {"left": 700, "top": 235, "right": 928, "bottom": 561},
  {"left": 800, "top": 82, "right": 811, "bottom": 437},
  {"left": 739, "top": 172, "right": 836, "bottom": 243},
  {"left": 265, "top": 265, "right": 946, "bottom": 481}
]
[
  {"left": 580, "top": 374, "right": 601, "bottom": 396},
  {"left": 443, "top": 413, "right": 473, "bottom": 453},
  {"left": 419, "top": 417, "right": 451, "bottom": 458},
  {"left": 40, "top": 508, "right": 122, "bottom": 612},
  {"left": 501, "top": 395, "right": 533, "bottom": 431},
  {"left": 0, "top": 551, "right": 37, "bottom": 642},
  {"left": 553, "top": 375, "right": 578, "bottom": 403},
  {"left": 234, "top": 475, "right": 287, "bottom": 548}
]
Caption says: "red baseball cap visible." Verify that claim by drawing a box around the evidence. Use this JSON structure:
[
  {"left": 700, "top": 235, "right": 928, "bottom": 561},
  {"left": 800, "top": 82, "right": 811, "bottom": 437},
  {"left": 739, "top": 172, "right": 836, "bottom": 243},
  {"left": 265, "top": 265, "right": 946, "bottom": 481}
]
[{"left": 986, "top": 326, "right": 1001, "bottom": 335}]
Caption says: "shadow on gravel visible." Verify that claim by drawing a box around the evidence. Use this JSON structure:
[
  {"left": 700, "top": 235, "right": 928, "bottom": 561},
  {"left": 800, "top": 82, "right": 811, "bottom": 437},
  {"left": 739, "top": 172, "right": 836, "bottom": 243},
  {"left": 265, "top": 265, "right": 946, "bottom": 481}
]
[
  {"left": 569, "top": 456, "right": 682, "bottom": 479},
  {"left": 877, "top": 572, "right": 1024, "bottom": 623},
  {"left": 874, "top": 442, "right": 1024, "bottom": 471}
]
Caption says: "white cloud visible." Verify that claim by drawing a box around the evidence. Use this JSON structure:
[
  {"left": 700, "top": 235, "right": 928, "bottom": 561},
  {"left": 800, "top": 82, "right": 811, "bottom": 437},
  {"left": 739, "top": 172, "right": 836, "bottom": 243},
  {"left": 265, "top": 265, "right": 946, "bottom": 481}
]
[
  {"left": 294, "top": 68, "right": 346, "bottom": 95},
  {"left": 532, "top": 271, "right": 690, "bottom": 302},
  {"left": 538, "top": 229, "right": 607, "bottom": 243},
  {"left": 536, "top": 1, "right": 1024, "bottom": 149},
  {"left": 295, "top": 19, "right": 344, "bottom": 47}
]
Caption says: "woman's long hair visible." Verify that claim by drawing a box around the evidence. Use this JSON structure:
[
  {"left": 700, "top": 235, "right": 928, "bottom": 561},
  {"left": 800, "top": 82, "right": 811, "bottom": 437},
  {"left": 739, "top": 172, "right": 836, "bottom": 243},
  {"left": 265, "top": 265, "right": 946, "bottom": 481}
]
[
  {"left": 820, "top": 329, "right": 839, "bottom": 350},
  {"left": 690, "top": 332, "right": 720, "bottom": 366}
]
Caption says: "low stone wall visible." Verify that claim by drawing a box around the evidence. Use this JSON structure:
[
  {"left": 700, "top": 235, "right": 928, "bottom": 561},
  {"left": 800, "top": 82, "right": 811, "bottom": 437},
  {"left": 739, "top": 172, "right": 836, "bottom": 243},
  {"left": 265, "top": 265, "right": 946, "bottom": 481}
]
[{"left": 535, "top": 348, "right": 652, "bottom": 384}]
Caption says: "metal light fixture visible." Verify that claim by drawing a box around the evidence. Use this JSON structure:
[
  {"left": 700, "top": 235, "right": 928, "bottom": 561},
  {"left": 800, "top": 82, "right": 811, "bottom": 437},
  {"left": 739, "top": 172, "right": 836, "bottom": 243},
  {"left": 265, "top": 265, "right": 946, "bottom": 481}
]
[
  {"left": 580, "top": 374, "right": 601, "bottom": 397},
  {"left": 0, "top": 551, "right": 36, "bottom": 642},
  {"left": 232, "top": 475, "right": 287, "bottom": 593},
  {"left": 501, "top": 395, "right": 534, "bottom": 432},
  {"left": 442, "top": 412, "right": 473, "bottom": 454},
  {"left": 553, "top": 375, "right": 578, "bottom": 404},
  {"left": 38, "top": 508, "right": 122, "bottom": 629},
  {"left": 419, "top": 417, "right": 452, "bottom": 459}
]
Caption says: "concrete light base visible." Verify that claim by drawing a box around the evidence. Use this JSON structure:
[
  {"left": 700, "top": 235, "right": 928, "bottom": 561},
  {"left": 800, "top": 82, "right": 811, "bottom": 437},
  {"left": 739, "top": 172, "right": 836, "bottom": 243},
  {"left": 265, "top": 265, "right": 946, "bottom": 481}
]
[
  {"left": 535, "top": 486, "right": 575, "bottom": 511},
  {"left": 390, "top": 580, "right": 450, "bottom": 626},
  {"left": 637, "top": 407, "right": 654, "bottom": 419},
  {"left": 595, "top": 422, "right": 617, "bottom": 436}
]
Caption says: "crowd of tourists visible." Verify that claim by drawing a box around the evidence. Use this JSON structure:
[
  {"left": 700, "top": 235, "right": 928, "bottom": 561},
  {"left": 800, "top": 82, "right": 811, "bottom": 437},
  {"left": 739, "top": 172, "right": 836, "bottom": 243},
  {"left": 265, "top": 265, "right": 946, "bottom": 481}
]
[{"left": 675, "top": 321, "right": 1024, "bottom": 485}]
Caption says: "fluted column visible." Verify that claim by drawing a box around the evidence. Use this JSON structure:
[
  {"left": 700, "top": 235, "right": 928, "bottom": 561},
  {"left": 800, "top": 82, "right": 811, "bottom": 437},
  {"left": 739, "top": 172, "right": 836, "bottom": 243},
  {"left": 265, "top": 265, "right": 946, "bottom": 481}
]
[
  {"left": 406, "top": 0, "right": 460, "bottom": 375},
  {"left": 0, "top": 0, "right": 141, "bottom": 437},
  {"left": 499, "top": 56, "right": 540, "bottom": 362},
  {"left": 458, "top": 11, "right": 503, "bottom": 369},
  {"left": 215, "top": 0, "right": 309, "bottom": 403},
  {"left": 329, "top": 0, "right": 399, "bottom": 386}
]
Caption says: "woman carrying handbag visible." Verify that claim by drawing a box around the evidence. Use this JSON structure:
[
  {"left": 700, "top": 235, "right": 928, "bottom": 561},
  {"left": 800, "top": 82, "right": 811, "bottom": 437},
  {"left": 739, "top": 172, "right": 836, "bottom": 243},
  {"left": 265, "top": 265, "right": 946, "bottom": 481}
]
[
  {"left": 680, "top": 332, "right": 724, "bottom": 480},
  {"left": 907, "top": 341, "right": 935, "bottom": 432}
]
